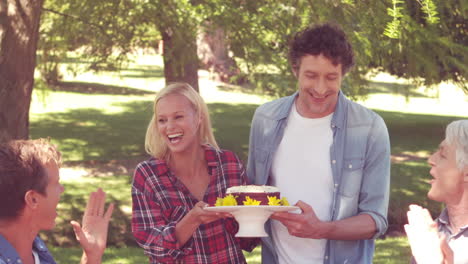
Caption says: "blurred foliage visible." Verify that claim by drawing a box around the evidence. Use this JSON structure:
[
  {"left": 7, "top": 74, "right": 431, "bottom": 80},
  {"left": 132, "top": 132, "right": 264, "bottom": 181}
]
[
  {"left": 39, "top": 0, "right": 153, "bottom": 80},
  {"left": 38, "top": 0, "right": 467, "bottom": 97}
]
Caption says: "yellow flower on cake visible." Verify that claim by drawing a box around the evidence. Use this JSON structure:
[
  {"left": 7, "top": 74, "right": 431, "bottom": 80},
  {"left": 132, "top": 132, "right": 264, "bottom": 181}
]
[
  {"left": 267, "top": 196, "right": 282, "bottom": 206},
  {"left": 215, "top": 197, "right": 224, "bottom": 207},
  {"left": 281, "top": 197, "right": 290, "bottom": 206},
  {"left": 221, "top": 194, "right": 238, "bottom": 206},
  {"left": 243, "top": 196, "right": 261, "bottom": 206}
]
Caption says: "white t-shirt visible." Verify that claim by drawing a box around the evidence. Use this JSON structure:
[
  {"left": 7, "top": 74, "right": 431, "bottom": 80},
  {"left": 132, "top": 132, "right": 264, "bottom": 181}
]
[
  {"left": 32, "top": 250, "right": 40, "bottom": 264},
  {"left": 271, "top": 102, "right": 334, "bottom": 264}
]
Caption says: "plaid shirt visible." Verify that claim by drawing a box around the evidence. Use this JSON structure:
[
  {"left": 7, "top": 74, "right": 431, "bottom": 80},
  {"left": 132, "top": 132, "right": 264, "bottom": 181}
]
[{"left": 132, "top": 145, "right": 258, "bottom": 263}]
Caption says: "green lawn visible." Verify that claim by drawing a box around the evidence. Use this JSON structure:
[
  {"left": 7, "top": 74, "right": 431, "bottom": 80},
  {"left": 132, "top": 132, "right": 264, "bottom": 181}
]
[
  {"left": 48, "top": 237, "right": 410, "bottom": 263},
  {"left": 30, "top": 54, "right": 467, "bottom": 263}
]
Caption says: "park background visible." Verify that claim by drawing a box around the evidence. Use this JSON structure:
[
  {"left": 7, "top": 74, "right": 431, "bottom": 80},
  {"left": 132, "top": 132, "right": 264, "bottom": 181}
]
[{"left": 1, "top": 0, "right": 467, "bottom": 263}]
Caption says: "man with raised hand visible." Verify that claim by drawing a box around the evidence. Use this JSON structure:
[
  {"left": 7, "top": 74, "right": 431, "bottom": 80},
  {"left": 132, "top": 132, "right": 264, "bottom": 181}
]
[{"left": 0, "top": 139, "right": 114, "bottom": 264}]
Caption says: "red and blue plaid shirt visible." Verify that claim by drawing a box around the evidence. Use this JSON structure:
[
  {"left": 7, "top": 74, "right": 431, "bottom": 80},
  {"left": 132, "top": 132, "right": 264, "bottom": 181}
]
[{"left": 132, "top": 145, "right": 259, "bottom": 263}]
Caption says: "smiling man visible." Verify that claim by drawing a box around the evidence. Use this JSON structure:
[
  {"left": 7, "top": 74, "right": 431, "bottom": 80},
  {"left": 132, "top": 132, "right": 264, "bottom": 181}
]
[{"left": 247, "top": 23, "right": 391, "bottom": 264}]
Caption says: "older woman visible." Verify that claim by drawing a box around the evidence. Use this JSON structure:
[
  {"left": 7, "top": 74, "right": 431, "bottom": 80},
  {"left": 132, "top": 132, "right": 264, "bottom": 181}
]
[
  {"left": 131, "top": 83, "right": 258, "bottom": 263},
  {"left": 0, "top": 139, "right": 114, "bottom": 264},
  {"left": 405, "top": 120, "right": 468, "bottom": 264}
]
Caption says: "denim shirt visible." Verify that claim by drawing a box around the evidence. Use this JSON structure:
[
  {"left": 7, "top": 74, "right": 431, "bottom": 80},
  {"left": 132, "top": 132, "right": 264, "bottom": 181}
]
[
  {"left": 0, "top": 234, "right": 56, "bottom": 264},
  {"left": 247, "top": 91, "right": 391, "bottom": 264}
]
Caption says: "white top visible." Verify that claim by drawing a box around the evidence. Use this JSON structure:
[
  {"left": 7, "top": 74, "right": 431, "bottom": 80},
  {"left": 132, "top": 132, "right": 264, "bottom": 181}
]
[
  {"left": 226, "top": 185, "right": 279, "bottom": 193},
  {"left": 449, "top": 233, "right": 468, "bottom": 264},
  {"left": 32, "top": 250, "right": 40, "bottom": 264},
  {"left": 270, "top": 102, "right": 334, "bottom": 264}
]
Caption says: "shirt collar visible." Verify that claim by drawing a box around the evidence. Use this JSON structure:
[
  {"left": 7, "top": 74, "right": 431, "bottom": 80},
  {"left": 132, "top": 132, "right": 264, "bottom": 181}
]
[
  {"left": 202, "top": 144, "right": 220, "bottom": 168},
  {"left": 0, "top": 234, "right": 20, "bottom": 262},
  {"left": 331, "top": 91, "right": 347, "bottom": 129},
  {"left": 154, "top": 144, "right": 220, "bottom": 176},
  {"left": 0, "top": 235, "right": 48, "bottom": 261},
  {"left": 33, "top": 236, "right": 49, "bottom": 252},
  {"left": 436, "top": 208, "right": 468, "bottom": 235},
  {"left": 437, "top": 208, "right": 450, "bottom": 225},
  {"left": 274, "top": 92, "right": 297, "bottom": 121},
  {"left": 275, "top": 91, "right": 347, "bottom": 130}
]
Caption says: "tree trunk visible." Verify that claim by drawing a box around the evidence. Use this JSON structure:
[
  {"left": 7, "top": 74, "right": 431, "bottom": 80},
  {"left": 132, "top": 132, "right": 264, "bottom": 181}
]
[
  {"left": 161, "top": 27, "right": 199, "bottom": 92},
  {"left": 0, "top": 0, "right": 44, "bottom": 141},
  {"left": 198, "top": 26, "right": 240, "bottom": 83}
]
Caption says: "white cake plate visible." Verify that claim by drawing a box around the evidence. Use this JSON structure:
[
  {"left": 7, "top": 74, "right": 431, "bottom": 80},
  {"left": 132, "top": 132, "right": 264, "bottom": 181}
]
[{"left": 204, "top": 205, "right": 299, "bottom": 237}]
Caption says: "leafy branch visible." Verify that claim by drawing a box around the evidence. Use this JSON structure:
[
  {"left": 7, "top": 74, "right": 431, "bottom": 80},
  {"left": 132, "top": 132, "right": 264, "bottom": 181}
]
[
  {"left": 416, "top": 0, "right": 440, "bottom": 24},
  {"left": 384, "top": 0, "right": 404, "bottom": 39}
]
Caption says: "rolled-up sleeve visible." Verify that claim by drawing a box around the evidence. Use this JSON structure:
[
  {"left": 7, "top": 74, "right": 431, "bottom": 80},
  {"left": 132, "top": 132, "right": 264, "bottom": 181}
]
[
  {"left": 131, "top": 166, "right": 193, "bottom": 261},
  {"left": 359, "top": 115, "right": 391, "bottom": 238}
]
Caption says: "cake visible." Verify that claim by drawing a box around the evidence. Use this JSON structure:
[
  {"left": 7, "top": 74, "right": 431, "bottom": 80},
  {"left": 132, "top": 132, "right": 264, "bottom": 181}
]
[{"left": 226, "top": 185, "right": 280, "bottom": 205}]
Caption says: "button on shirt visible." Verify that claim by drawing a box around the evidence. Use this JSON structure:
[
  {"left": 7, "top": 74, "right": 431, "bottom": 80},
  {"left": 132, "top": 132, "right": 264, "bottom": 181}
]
[{"left": 0, "top": 235, "right": 56, "bottom": 264}]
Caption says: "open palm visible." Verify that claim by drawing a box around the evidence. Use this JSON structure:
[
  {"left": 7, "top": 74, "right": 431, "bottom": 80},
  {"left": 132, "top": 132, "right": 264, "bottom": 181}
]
[{"left": 71, "top": 188, "right": 114, "bottom": 260}]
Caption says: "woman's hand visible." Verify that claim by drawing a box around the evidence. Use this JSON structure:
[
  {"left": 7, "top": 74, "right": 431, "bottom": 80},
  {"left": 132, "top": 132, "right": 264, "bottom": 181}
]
[
  {"left": 191, "top": 201, "right": 231, "bottom": 225},
  {"left": 175, "top": 201, "right": 231, "bottom": 247},
  {"left": 404, "top": 204, "right": 453, "bottom": 264},
  {"left": 71, "top": 188, "right": 114, "bottom": 264}
]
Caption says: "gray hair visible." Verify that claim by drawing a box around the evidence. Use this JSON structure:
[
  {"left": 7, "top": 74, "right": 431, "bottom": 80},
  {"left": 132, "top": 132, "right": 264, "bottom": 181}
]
[{"left": 445, "top": 120, "right": 468, "bottom": 171}]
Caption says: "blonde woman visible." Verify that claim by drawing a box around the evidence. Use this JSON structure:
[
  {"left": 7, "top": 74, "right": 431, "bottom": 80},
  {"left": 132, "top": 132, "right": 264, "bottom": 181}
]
[{"left": 131, "top": 83, "right": 258, "bottom": 263}]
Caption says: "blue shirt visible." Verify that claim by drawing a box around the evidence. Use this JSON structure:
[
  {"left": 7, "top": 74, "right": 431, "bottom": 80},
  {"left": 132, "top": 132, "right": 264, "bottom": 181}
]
[
  {"left": 247, "top": 91, "right": 391, "bottom": 264},
  {"left": 0, "top": 234, "right": 56, "bottom": 264}
]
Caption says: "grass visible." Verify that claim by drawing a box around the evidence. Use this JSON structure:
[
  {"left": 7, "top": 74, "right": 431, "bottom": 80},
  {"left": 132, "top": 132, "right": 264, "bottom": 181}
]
[
  {"left": 29, "top": 54, "right": 467, "bottom": 263},
  {"left": 48, "top": 246, "right": 147, "bottom": 263},
  {"left": 48, "top": 237, "right": 410, "bottom": 263}
]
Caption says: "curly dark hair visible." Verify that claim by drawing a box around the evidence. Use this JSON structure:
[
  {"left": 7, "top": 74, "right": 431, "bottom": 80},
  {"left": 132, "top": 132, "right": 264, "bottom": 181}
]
[
  {"left": 0, "top": 139, "right": 61, "bottom": 220},
  {"left": 289, "top": 23, "right": 355, "bottom": 75}
]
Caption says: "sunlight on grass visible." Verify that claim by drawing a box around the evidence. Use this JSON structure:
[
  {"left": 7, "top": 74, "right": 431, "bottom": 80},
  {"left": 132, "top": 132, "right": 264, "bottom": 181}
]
[
  {"left": 374, "top": 237, "right": 411, "bottom": 263},
  {"left": 49, "top": 246, "right": 147, "bottom": 264},
  {"left": 59, "top": 53, "right": 165, "bottom": 92},
  {"left": 401, "top": 150, "right": 431, "bottom": 158},
  {"left": 31, "top": 91, "right": 152, "bottom": 115},
  {"left": 361, "top": 72, "right": 468, "bottom": 117},
  {"left": 244, "top": 247, "right": 261, "bottom": 264},
  {"left": 49, "top": 239, "right": 411, "bottom": 264}
]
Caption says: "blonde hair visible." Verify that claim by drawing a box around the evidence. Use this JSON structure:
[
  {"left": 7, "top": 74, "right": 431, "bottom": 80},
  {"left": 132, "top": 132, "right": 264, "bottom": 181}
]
[{"left": 145, "top": 83, "right": 219, "bottom": 161}]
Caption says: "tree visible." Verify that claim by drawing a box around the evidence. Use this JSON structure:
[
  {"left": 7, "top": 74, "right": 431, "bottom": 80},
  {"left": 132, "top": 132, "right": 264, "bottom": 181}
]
[
  {"left": 40, "top": 0, "right": 202, "bottom": 91},
  {"left": 38, "top": 0, "right": 467, "bottom": 98},
  {"left": 198, "top": 24, "right": 240, "bottom": 83},
  {"left": 377, "top": 0, "right": 467, "bottom": 91},
  {"left": 150, "top": 0, "right": 200, "bottom": 91},
  {"left": 216, "top": 0, "right": 466, "bottom": 96},
  {"left": 0, "top": 0, "right": 44, "bottom": 140}
]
